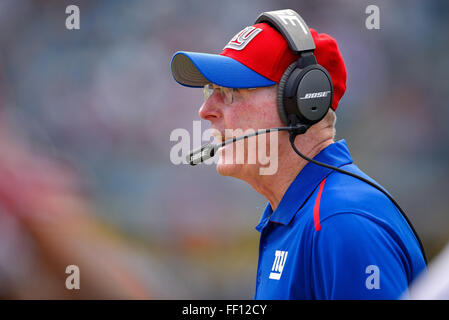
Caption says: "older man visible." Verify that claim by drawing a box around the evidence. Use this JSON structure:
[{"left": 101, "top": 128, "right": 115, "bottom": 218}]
[{"left": 171, "top": 11, "right": 426, "bottom": 299}]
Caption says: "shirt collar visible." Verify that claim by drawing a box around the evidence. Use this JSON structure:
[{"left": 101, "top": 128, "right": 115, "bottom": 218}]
[{"left": 255, "top": 139, "right": 353, "bottom": 232}]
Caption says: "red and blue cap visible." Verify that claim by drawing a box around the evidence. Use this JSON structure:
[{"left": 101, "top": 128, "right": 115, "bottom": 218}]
[{"left": 171, "top": 22, "right": 346, "bottom": 110}]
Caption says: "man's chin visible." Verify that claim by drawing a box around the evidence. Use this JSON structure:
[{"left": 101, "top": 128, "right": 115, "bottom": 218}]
[
  {"left": 215, "top": 147, "right": 251, "bottom": 177},
  {"left": 216, "top": 155, "right": 252, "bottom": 177},
  {"left": 216, "top": 161, "right": 238, "bottom": 177}
]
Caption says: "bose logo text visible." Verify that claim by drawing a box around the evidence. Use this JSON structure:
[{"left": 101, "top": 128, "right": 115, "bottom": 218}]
[
  {"left": 269, "top": 250, "right": 288, "bottom": 280},
  {"left": 299, "top": 91, "right": 330, "bottom": 100}
]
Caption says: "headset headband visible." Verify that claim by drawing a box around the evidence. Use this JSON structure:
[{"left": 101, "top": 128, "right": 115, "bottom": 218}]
[{"left": 255, "top": 9, "right": 315, "bottom": 54}]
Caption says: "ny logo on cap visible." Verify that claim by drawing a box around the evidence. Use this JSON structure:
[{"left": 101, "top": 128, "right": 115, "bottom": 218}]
[{"left": 224, "top": 26, "right": 262, "bottom": 51}]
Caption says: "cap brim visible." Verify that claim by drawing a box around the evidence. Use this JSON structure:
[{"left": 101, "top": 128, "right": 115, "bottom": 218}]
[{"left": 171, "top": 51, "right": 276, "bottom": 88}]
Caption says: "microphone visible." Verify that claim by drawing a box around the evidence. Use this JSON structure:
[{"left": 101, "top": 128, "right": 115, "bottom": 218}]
[
  {"left": 187, "top": 143, "right": 219, "bottom": 166},
  {"left": 186, "top": 126, "right": 307, "bottom": 166}
]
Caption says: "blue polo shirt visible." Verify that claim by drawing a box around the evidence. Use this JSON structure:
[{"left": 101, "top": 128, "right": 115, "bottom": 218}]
[{"left": 254, "top": 139, "right": 426, "bottom": 300}]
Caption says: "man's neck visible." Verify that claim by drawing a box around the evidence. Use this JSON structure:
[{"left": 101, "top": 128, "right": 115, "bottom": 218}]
[{"left": 249, "top": 135, "right": 334, "bottom": 211}]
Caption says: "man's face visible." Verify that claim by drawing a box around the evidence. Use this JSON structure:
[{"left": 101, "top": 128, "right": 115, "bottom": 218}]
[{"left": 198, "top": 84, "right": 283, "bottom": 178}]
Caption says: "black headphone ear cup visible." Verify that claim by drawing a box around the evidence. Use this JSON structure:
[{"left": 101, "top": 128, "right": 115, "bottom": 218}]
[
  {"left": 277, "top": 61, "right": 298, "bottom": 126},
  {"left": 295, "top": 64, "right": 333, "bottom": 123}
]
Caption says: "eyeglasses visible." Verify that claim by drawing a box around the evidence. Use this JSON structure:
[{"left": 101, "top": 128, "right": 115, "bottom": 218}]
[
  {"left": 203, "top": 84, "right": 258, "bottom": 105},
  {"left": 203, "top": 84, "right": 236, "bottom": 105}
]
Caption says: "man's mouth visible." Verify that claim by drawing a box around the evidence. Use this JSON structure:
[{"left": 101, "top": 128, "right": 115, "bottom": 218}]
[
  {"left": 212, "top": 131, "right": 227, "bottom": 144},
  {"left": 213, "top": 130, "right": 258, "bottom": 146}
]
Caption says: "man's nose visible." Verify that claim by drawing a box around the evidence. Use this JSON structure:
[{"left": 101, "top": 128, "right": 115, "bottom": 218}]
[{"left": 198, "top": 96, "right": 221, "bottom": 122}]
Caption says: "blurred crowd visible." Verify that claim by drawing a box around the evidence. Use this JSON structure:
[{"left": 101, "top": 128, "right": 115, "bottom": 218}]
[{"left": 0, "top": 0, "right": 447, "bottom": 299}]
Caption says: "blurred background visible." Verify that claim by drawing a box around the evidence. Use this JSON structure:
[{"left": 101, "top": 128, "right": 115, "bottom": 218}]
[{"left": 0, "top": 0, "right": 447, "bottom": 299}]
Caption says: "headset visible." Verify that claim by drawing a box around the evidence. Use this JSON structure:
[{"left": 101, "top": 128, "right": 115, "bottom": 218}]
[
  {"left": 255, "top": 9, "right": 333, "bottom": 129},
  {"left": 186, "top": 9, "right": 427, "bottom": 265}
]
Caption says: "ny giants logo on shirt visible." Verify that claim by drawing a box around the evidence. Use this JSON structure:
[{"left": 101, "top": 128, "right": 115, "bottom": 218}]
[
  {"left": 269, "top": 250, "right": 288, "bottom": 280},
  {"left": 223, "top": 26, "right": 262, "bottom": 51}
]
